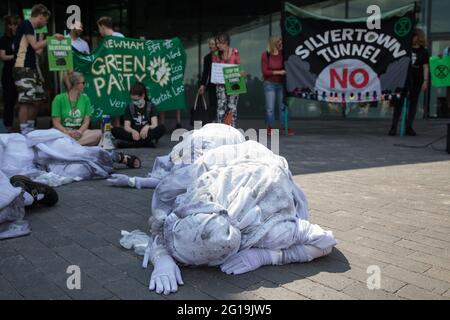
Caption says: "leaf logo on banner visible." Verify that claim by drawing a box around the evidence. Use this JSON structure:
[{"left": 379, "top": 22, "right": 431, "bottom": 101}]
[
  {"left": 285, "top": 15, "right": 302, "bottom": 36},
  {"left": 149, "top": 56, "right": 171, "bottom": 87},
  {"left": 394, "top": 17, "right": 412, "bottom": 37},
  {"left": 434, "top": 65, "right": 449, "bottom": 79}
]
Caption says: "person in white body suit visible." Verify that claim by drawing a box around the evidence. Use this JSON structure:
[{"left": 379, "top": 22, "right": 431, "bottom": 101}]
[{"left": 110, "top": 124, "right": 337, "bottom": 295}]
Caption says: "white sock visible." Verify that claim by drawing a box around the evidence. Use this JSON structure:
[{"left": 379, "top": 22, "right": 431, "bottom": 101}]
[
  {"left": 27, "top": 120, "right": 35, "bottom": 131},
  {"left": 23, "top": 192, "right": 34, "bottom": 206},
  {"left": 20, "top": 123, "right": 29, "bottom": 134}
]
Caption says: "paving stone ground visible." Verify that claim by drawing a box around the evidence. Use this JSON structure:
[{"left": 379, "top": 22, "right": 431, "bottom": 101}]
[{"left": 1, "top": 119, "right": 449, "bottom": 300}]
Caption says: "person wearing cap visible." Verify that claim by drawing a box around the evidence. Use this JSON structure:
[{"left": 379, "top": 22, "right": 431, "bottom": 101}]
[
  {"left": 63, "top": 21, "right": 90, "bottom": 91},
  {"left": 69, "top": 21, "right": 89, "bottom": 54}
]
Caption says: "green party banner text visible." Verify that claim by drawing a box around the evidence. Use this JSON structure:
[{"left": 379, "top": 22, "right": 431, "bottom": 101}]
[{"left": 73, "top": 36, "right": 186, "bottom": 121}]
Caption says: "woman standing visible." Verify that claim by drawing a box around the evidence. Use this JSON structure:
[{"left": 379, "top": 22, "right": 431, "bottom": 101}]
[
  {"left": 213, "top": 33, "right": 241, "bottom": 127},
  {"left": 51, "top": 72, "right": 102, "bottom": 146},
  {"left": 0, "top": 15, "right": 19, "bottom": 131},
  {"left": 389, "top": 29, "right": 429, "bottom": 136},
  {"left": 261, "top": 36, "right": 293, "bottom": 136}
]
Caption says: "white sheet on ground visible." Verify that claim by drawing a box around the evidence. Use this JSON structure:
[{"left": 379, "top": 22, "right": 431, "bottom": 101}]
[
  {"left": 148, "top": 139, "right": 333, "bottom": 267},
  {"left": 0, "top": 129, "right": 113, "bottom": 186}
]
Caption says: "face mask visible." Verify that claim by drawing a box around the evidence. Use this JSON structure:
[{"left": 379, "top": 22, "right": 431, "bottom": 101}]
[{"left": 132, "top": 98, "right": 145, "bottom": 108}]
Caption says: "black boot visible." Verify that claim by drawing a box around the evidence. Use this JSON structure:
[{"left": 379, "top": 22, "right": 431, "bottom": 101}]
[
  {"left": 405, "top": 127, "right": 416, "bottom": 136},
  {"left": 388, "top": 127, "right": 397, "bottom": 136},
  {"left": 10, "top": 175, "right": 58, "bottom": 207}
]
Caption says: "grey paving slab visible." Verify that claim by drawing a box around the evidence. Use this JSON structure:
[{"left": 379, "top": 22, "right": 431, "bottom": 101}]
[{"left": 1, "top": 119, "right": 449, "bottom": 299}]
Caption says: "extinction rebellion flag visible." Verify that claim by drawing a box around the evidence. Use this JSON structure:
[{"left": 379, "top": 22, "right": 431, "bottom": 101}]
[
  {"left": 74, "top": 36, "right": 186, "bottom": 121},
  {"left": 282, "top": 2, "right": 415, "bottom": 103}
]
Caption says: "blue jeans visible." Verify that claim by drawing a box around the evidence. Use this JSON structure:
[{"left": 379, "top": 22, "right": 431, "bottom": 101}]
[{"left": 263, "top": 81, "right": 286, "bottom": 127}]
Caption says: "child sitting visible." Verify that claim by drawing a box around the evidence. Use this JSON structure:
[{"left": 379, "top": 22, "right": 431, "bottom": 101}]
[{"left": 112, "top": 82, "right": 166, "bottom": 148}]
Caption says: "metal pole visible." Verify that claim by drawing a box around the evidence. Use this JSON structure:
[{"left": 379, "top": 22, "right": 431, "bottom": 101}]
[{"left": 400, "top": 96, "right": 407, "bottom": 137}]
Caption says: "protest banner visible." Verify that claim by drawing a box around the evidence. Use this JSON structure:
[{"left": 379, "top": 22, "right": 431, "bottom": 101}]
[
  {"left": 282, "top": 2, "right": 415, "bottom": 103},
  {"left": 73, "top": 36, "right": 186, "bottom": 120},
  {"left": 223, "top": 65, "right": 247, "bottom": 95},
  {"left": 47, "top": 36, "right": 73, "bottom": 71}
]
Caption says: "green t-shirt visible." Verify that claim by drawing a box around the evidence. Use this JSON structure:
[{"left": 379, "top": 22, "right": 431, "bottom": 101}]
[{"left": 51, "top": 93, "right": 93, "bottom": 128}]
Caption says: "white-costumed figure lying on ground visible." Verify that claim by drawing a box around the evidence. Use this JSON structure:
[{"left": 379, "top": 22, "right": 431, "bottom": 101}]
[
  {"left": 0, "top": 170, "right": 59, "bottom": 240},
  {"left": 112, "top": 124, "right": 337, "bottom": 296},
  {"left": 0, "top": 128, "right": 142, "bottom": 187}
]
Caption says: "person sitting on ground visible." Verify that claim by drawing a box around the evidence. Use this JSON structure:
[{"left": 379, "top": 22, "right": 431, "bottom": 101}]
[
  {"left": 112, "top": 82, "right": 166, "bottom": 148},
  {"left": 51, "top": 72, "right": 102, "bottom": 146}
]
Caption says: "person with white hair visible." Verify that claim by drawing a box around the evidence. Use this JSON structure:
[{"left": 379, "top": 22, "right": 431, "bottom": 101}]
[
  {"left": 112, "top": 124, "right": 336, "bottom": 295},
  {"left": 69, "top": 21, "right": 89, "bottom": 54}
]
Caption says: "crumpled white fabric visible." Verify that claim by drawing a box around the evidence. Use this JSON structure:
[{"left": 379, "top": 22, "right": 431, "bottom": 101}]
[
  {"left": 0, "top": 129, "right": 113, "bottom": 186},
  {"left": 145, "top": 123, "right": 245, "bottom": 184},
  {"left": 119, "top": 230, "right": 151, "bottom": 256},
  {"left": 0, "top": 171, "right": 29, "bottom": 241},
  {"left": 0, "top": 170, "right": 22, "bottom": 211},
  {"left": 149, "top": 139, "right": 321, "bottom": 267}
]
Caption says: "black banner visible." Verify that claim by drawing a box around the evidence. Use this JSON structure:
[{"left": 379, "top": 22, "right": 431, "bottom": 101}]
[{"left": 282, "top": 2, "right": 416, "bottom": 103}]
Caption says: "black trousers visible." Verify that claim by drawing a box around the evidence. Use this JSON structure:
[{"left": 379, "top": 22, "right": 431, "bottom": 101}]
[
  {"left": 111, "top": 125, "right": 166, "bottom": 147},
  {"left": 2, "top": 76, "right": 17, "bottom": 127},
  {"left": 391, "top": 82, "right": 422, "bottom": 129},
  {"left": 207, "top": 84, "right": 217, "bottom": 122}
]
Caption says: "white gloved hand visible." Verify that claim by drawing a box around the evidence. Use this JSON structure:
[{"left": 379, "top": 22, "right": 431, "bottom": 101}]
[
  {"left": 135, "top": 177, "right": 160, "bottom": 189},
  {"left": 149, "top": 254, "right": 184, "bottom": 295},
  {"left": 220, "top": 248, "right": 281, "bottom": 275},
  {"left": 107, "top": 174, "right": 133, "bottom": 187}
]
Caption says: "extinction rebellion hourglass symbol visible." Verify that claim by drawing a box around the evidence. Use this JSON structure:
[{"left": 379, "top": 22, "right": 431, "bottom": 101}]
[
  {"left": 434, "top": 65, "right": 449, "bottom": 80},
  {"left": 285, "top": 15, "right": 302, "bottom": 36},
  {"left": 394, "top": 17, "right": 412, "bottom": 37}
]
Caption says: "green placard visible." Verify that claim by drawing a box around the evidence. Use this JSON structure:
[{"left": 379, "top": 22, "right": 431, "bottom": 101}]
[
  {"left": 47, "top": 36, "right": 73, "bottom": 71},
  {"left": 430, "top": 56, "right": 450, "bottom": 87},
  {"left": 23, "top": 9, "right": 48, "bottom": 34},
  {"left": 223, "top": 65, "right": 247, "bottom": 95}
]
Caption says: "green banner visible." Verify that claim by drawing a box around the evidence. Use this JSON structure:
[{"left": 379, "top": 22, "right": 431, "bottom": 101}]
[
  {"left": 223, "top": 65, "right": 247, "bottom": 95},
  {"left": 430, "top": 56, "right": 450, "bottom": 87},
  {"left": 73, "top": 36, "right": 186, "bottom": 121},
  {"left": 47, "top": 36, "right": 73, "bottom": 71},
  {"left": 23, "top": 9, "right": 48, "bottom": 33}
]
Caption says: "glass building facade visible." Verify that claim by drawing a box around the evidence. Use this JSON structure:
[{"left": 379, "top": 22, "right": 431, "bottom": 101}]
[{"left": 1, "top": 0, "right": 450, "bottom": 120}]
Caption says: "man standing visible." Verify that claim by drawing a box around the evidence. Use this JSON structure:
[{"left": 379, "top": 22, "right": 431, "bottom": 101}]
[
  {"left": 69, "top": 21, "right": 89, "bottom": 54},
  {"left": 63, "top": 21, "right": 90, "bottom": 91},
  {"left": 198, "top": 37, "right": 218, "bottom": 123},
  {"left": 97, "top": 16, "right": 124, "bottom": 128},
  {"left": 97, "top": 17, "right": 124, "bottom": 38},
  {"left": 13, "top": 4, "right": 63, "bottom": 134}
]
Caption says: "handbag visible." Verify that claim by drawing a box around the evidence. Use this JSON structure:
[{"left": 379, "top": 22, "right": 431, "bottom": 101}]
[{"left": 190, "top": 93, "right": 209, "bottom": 127}]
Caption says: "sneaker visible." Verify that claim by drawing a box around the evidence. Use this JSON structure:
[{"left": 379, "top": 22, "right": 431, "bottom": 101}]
[
  {"left": 10, "top": 175, "right": 58, "bottom": 207},
  {"left": 388, "top": 127, "right": 397, "bottom": 136},
  {"left": 405, "top": 127, "right": 416, "bottom": 136}
]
